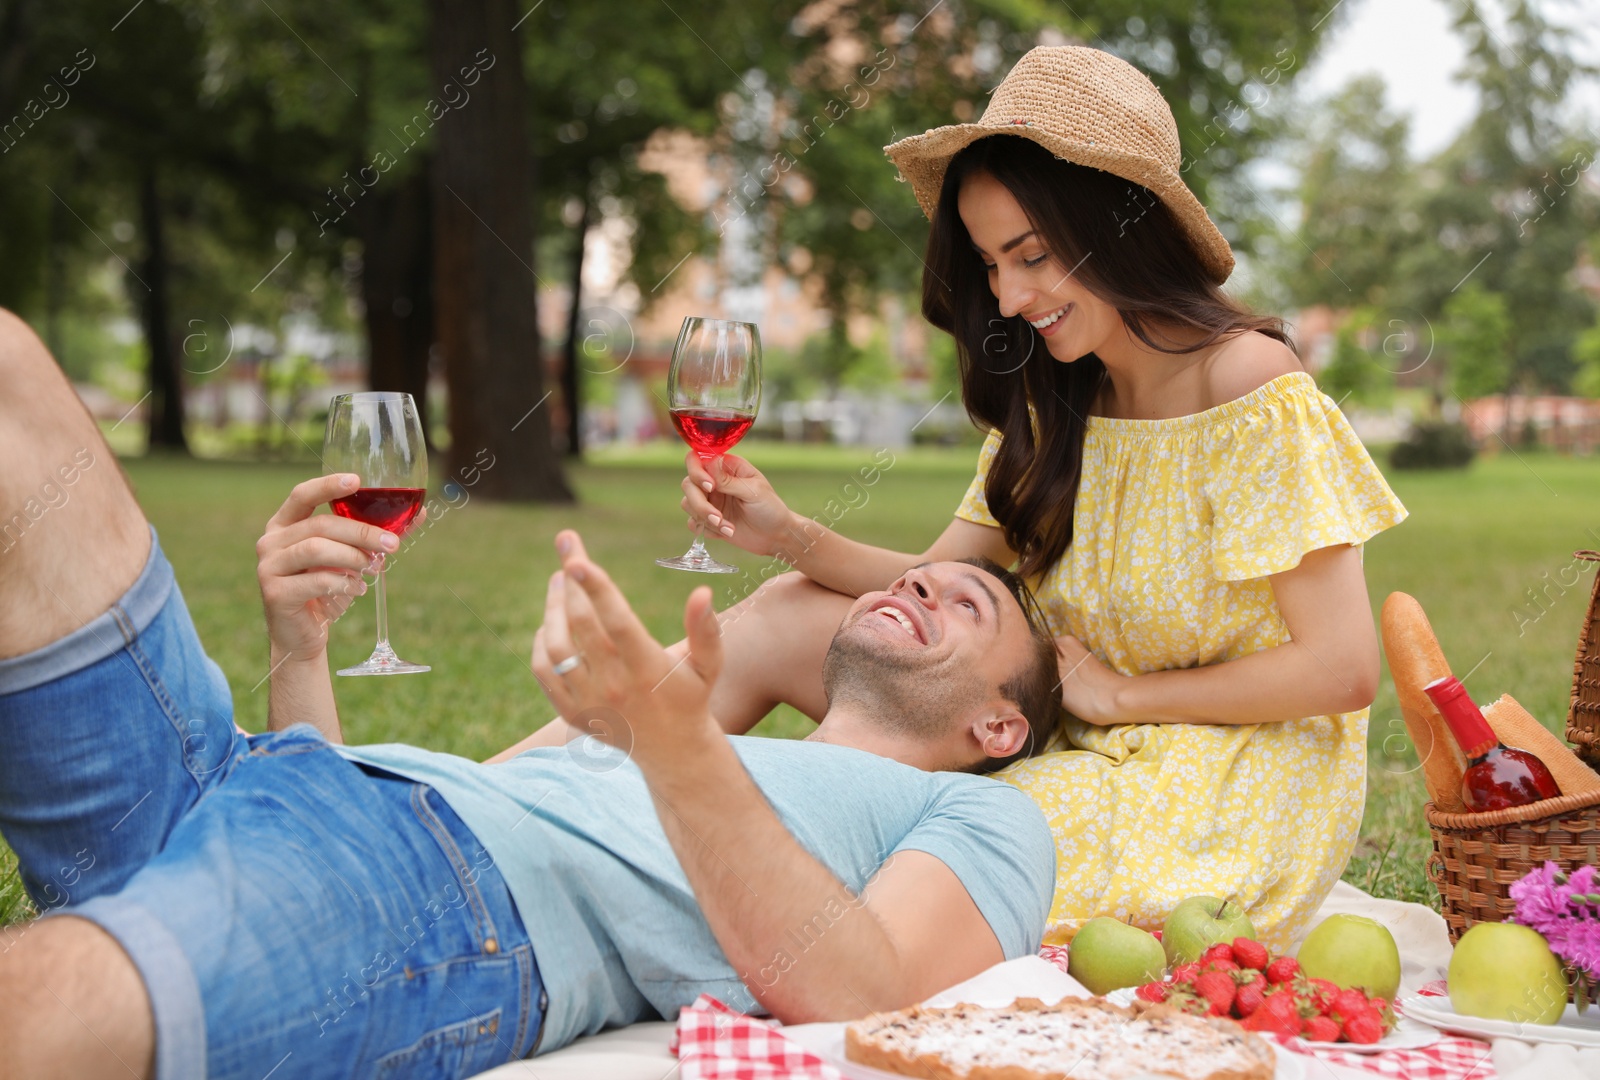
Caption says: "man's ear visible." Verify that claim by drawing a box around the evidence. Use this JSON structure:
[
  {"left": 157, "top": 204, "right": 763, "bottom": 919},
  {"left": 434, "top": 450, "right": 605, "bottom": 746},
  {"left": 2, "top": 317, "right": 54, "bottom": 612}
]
[{"left": 970, "top": 705, "right": 1030, "bottom": 762}]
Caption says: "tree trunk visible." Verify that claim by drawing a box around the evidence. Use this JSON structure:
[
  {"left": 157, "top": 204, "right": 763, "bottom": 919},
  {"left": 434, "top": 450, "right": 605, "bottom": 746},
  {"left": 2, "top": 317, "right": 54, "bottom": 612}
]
[
  {"left": 427, "top": 0, "right": 570, "bottom": 501},
  {"left": 139, "top": 164, "right": 187, "bottom": 452},
  {"left": 362, "top": 163, "right": 436, "bottom": 446},
  {"left": 560, "top": 193, "right": 589, "bottom": 457}
]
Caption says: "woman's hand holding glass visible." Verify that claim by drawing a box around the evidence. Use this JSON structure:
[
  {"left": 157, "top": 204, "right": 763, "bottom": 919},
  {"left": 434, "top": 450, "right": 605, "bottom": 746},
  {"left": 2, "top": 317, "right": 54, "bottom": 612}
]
[{"left": 679, "top": 451, "right": 798, "bottom": 559}]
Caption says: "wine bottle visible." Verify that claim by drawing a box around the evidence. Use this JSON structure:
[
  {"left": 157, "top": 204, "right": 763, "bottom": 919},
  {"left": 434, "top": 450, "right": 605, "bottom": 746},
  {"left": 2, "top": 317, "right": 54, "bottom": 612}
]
[{"left": 1423, "top": 676, "right": 1562, "bottom": 812}]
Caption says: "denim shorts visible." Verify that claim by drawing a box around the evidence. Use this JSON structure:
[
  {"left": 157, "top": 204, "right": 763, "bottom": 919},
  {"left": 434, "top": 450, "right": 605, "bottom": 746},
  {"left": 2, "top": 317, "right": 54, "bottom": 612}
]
[
  {"left": 1, "top": 531, "right": 546, "bottom": 1078},
  {"left": 0, "top": 527, "right": 238, "bottom": 909}
]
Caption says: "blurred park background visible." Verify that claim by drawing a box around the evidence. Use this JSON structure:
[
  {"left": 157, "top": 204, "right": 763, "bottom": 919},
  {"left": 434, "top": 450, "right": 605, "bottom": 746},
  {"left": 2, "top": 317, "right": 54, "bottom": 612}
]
[{"left": 2, "top": 0, "right": 1600, "bottom": 925}]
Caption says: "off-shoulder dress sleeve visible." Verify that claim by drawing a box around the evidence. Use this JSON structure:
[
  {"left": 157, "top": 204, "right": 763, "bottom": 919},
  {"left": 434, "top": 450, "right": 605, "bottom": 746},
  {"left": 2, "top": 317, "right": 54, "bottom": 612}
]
[
  {"left": 1204, "top": 381, "right": 1407, "bottom": 582},
  {"left": 955, "top": 428, "right": 1003, "bottom": 528}
]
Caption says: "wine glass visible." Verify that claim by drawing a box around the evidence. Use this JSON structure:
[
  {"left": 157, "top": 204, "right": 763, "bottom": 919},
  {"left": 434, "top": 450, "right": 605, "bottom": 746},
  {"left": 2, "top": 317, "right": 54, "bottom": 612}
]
[
  {"left": 657, "top": 317, "right": 762, "bottom": 573},
  {"left": 323, "top": 392, "right": 430, "bottom": 675}
]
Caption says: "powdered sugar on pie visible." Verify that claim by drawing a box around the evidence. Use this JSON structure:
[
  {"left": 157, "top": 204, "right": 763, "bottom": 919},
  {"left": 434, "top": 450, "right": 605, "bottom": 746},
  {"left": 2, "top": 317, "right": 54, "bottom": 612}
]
[{"left": 844, "top": 996, "right": 1276, "bottom": 1080}]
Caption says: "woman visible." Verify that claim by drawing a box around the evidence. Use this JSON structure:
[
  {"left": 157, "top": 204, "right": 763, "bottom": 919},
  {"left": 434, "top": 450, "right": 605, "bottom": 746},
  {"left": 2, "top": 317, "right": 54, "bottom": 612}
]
[{"left": 661, "top": 46, "right": 1408, "bottom": 950}]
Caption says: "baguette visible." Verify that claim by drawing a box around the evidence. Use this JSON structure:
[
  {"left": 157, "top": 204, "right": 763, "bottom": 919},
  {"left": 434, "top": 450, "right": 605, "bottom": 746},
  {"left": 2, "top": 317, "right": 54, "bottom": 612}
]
[
  {"left": 1380, "top": 593, "right": 1467, "bottom": 811},
  {"left": 1482, "top": 694, "right": 1600, "bottom": 796}
]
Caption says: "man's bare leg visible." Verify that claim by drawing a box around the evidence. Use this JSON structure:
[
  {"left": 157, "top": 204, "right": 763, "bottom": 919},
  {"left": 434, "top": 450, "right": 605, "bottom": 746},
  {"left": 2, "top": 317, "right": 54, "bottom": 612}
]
[
  {"left": 0, "top": 917, "right": 155, "bottom": 1079},
  {"left": 0, "top": 308, "right": 149, "bottom": 659}
]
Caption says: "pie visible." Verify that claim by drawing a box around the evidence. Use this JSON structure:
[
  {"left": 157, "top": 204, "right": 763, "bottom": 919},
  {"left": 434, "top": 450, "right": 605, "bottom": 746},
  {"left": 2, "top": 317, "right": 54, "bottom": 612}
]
[{"left": 843, "top": 996, "right": 1277, "bottom": 1080}]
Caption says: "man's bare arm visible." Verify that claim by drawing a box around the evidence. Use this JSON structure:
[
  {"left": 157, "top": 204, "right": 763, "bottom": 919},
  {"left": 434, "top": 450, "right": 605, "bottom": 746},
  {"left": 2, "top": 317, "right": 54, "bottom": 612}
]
[
  {"left": 544, "top": 531, "right": 1003, "bottom": 1020},
  {"left": 646, "top": 730, "right": 1002, "bottom": 1019}
]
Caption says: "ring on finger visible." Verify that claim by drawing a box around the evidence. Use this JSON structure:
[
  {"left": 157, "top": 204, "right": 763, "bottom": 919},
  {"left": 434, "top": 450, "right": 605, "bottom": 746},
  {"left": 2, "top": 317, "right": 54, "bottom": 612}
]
[{"left": 551, "top": 654, "right": 583, "bottom": 676}]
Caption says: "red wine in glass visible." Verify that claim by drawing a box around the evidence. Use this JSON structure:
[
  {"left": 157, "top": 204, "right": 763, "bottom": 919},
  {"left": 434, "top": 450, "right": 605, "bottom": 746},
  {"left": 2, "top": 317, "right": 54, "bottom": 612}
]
[
  {"left": 323, "top": 392, "right": 430, "bottom": 676},
  {"left": 331, "top": 487, "right": 427, "bottom": 536},
  {"left": 670, "top": 408, "right": 755, "bottom": 459},
  {"left": 657, "top": 317, "right": 761, "bottom": 574}
]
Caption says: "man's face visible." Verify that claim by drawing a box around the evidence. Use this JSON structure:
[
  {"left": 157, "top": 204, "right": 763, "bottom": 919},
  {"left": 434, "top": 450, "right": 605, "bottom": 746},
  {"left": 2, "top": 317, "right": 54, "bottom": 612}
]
[{"left": 821, "top": 562, "right": 1038, "bottom": 743}]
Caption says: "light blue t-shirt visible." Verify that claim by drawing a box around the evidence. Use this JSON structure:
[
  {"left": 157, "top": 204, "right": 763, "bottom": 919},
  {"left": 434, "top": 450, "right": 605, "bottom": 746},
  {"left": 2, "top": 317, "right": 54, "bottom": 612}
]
[{"left": 337, "top": 736, "right": 1054, "bottom": 1053}]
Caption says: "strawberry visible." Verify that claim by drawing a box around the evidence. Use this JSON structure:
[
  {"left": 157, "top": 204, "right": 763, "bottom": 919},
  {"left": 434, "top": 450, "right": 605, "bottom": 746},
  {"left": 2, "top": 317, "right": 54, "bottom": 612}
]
[
  {"left": 1193, "top": 971, "right": 1237, "bottom": 1016},
  {"left": 1342, "top": 1008, "right": 1385, "bottom": 1045},
  {"left": 1242, "top": 993, "right": 1302, "bottom": 1038},
  {"left": 1152, "top": 929, "right": 1163, "bottom": 942},
  {"left": 1330, "top": 988, "right": 1371, "bottom": 1021},
  {"left": 1135, "top": 981, "right": 1168, "bottom": 1003},
  {"left": 1203, "top": 942, "right": 1236, "bottom": 965},
  {"left": 1264, "top": 956, "right": 1300, "bottom": 985},
  {"left": 1170, "top": 962, "right": 1202, "bottom": 984},
  {"left": 1234, "top": 980, "right": 1267, "bottom": 1018},
  {"left": 1302, "top": 1015, "right": 1341, "bottom": 1043},
  {"left": 1205, "top": 957, "right": 1241, "bottom": 975},
  {"left": 1231, "top": 937, "right": 1270, "bottom": 971},
  {"left": 1306, "top": 978, "right": 1340, "bottom": 1014}
]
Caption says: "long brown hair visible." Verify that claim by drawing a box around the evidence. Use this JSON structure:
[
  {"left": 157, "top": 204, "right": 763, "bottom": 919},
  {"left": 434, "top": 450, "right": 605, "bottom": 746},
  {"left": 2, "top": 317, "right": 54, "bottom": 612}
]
[{"left": 922, "top": 135, "right": 1291, "bottom": 579}]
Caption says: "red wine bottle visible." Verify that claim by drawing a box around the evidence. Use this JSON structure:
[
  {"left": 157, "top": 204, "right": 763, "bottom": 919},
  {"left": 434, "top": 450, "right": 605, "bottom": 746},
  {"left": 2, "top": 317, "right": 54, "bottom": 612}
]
[
  {"left": 331, "top": 487, "right": 426, "bottom": 537},
  {"left": 670, "top": 407, "right": 754, "bottom": 458},
  {"left": 1423, "top": 676, "right": 1561, "bottom": 811}
]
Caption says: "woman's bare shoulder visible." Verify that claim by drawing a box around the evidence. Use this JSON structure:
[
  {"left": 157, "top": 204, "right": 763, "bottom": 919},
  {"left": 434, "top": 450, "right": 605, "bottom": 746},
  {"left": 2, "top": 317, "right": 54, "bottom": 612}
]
[{"left": 1199, "top": 331, "right": 1304, "bottom": 409}]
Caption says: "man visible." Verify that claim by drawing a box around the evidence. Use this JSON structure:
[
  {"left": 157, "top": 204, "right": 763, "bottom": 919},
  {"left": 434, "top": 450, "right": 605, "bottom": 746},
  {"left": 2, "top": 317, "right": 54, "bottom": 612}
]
[{"left": 0, "top": 311, "right": 1059, "bottom": 1080}]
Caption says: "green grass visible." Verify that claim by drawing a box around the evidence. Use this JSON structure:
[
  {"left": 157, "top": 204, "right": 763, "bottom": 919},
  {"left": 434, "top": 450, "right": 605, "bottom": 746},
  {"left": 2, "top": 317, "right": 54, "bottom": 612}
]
[{"left": 3, "top": 443, "right": 1598, "bottom": 926}]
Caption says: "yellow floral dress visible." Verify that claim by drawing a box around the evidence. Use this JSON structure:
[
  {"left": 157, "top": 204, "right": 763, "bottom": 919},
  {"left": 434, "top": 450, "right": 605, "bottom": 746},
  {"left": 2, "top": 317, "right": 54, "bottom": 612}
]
[{"left": 958, "top": 372, "right": 1407, "bottom": 950}]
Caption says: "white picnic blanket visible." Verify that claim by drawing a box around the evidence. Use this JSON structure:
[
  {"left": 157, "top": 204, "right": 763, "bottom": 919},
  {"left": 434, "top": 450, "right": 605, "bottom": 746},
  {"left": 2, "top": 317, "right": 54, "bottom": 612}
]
[{"left": 480, "top": 881, "right": 1600, "bottom": 1080}]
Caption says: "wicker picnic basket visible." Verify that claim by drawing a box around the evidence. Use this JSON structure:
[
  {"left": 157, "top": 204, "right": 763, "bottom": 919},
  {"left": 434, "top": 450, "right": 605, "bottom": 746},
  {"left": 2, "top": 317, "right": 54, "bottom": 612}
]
[
  {"left": 1433, "top": 550, "right": 1600, "bottom": 947},
  {"left": 1566, "top": 549, "right": 1600, "bottom": 769},
  {"left": 1420, "top": 566, "right": 1600, "bottom": 1004},
  {"left": 1425, "top": 788, "right": 1600, "bottom": 946},
  {"left": 1424, "top": 553, "right": 1600, "bottom": 966}
]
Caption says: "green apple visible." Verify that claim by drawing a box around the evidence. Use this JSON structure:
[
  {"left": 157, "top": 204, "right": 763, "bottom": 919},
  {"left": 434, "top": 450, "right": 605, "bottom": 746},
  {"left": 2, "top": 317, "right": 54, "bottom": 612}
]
[
  {"left": 1162, "top": 896, "right": 1257, "bottom": 966},
  {"left": 1297, "top": 914, "right": 1402, "bottom": 1000},
  {"left": 1448, "top": 923, "right": 1568, "bottom": 1025},
  {"left": 1067, "top": 917, "right": 1167, "bottom": 995}
]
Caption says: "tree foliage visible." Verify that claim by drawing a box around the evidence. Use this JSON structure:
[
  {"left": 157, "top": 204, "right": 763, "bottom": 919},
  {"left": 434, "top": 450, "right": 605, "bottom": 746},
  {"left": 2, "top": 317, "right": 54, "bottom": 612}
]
[
  {"left": 1277, "top": 0, "right": 1598, "bottom": 395},
  {"left": 1318, "top": 307, "right": 1395, "bottom": 408},
  {"left": 1, "top": 0, "right": 1351, "bottom": 472},
  {"left": 1440, "top": 283, "right": 1512, "bottom": 401}
]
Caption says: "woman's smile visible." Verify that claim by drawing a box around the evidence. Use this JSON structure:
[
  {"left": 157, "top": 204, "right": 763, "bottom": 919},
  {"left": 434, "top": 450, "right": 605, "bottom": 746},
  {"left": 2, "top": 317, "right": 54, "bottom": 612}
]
[{"left": 1026, "top": 303, "right": 1073, "bottom": 337}]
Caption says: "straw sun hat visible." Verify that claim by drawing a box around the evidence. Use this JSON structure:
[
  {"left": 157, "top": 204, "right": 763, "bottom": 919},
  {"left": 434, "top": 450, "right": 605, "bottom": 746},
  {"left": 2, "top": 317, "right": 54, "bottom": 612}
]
[{"left": 884, "top": 45, "right": 1235, "bottom": 284}]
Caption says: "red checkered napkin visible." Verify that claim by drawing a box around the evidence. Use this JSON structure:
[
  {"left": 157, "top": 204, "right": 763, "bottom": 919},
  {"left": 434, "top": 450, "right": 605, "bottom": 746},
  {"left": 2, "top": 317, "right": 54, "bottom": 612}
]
[
  {"left": 672, "top": 966, "right": 1498, "bottom": 1080},
  {"left": 674, "top": 994, "right": 843, "bottom": 1080}
]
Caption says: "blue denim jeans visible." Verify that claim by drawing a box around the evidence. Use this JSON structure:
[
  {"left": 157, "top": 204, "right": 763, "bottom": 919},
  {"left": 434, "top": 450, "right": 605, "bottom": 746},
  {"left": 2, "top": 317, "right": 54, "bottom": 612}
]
[{"left": 0, "top": 532, "right": 545, "bottom": 1078}]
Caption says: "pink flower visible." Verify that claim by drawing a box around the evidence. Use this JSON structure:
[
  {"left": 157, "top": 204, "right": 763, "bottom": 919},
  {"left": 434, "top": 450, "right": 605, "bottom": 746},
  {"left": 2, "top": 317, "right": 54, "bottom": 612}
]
[
  {"left": 1511, "top": 861, "right": 1570, "bottom": 929},
  {"left": 1512, "top": 861, "right": 1600, "bottom": 980}
]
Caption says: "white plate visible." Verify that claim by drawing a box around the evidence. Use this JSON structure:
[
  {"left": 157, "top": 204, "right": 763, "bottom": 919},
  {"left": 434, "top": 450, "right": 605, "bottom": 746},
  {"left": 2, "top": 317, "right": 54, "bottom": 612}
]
[
  {"left": 1398, "top": 993, "right": 1600, "bottom": 1047},
  {"left": 1295, "top": 1015, "right": 1440, "bottom": 1055},
  {"left": 785, "top": 1011, "right": 1305, "bottom": 1080},
  {"left": 1105, "top": 988, "right": 1440, "bottom": 1055}
]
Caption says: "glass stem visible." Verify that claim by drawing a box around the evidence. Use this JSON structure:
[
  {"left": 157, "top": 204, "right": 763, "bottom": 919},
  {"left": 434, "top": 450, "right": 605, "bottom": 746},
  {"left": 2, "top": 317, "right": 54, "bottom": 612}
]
[
  {"left": 373, "top": 552, "right": 391, "bottom": 650},
  {"left": 687, "top": 451, "right": 718, "bottom": 557}
]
